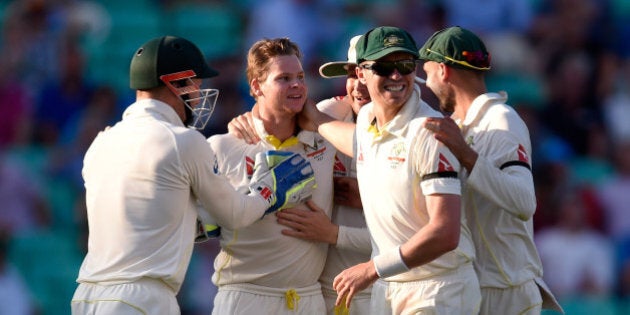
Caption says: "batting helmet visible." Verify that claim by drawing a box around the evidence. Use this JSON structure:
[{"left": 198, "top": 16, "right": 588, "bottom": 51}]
[{"left": 129, "top": 36, "right": 219, "bottom": 90}]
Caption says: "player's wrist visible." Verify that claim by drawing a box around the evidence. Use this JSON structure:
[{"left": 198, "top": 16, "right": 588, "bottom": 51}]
[
  {"left": 373, "top": 245, "right": 409, "bottom": 278},
  {"left": 330, "top": 224, "right": 339, "bottom": 245}
]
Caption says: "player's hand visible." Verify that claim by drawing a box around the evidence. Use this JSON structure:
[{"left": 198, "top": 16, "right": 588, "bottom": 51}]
[
  {"left": 333, "top": 176, "right": 363, "bottom": 209},
  {"left": 227, "top": 111, "right": 259, "bottom": 144},
  {"left": 424, "top": 117, "right": 477, "bottom": 170},
  {"left": 276, "top": 199, "right": 338, "bottom": 245},
  {"left": 333, "top": 261, "right": 378, "bottom": 309},
  {"left": 298, "top": 98, "right": 323, "bottom": 131},
  {"left": 249, "top": 151, "right": 317, "bottom": 215}
]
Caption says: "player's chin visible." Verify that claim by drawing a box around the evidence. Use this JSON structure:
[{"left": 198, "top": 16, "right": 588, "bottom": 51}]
[{"left": 285, "top": 98, "right": 305, "bottom": 113}]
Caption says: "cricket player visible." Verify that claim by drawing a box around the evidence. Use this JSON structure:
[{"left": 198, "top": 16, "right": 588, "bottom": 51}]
[
  {"left": 301, "top": 26, "right": 481, "bottom": 314},
  {"left": 70, "top": 36, "right": 315, "bottom": 315},
  {"left": 208, "top": 38, "right": 336, "bottom": 315},
  {"left": 419, "top": 26, "right": 564, "bottom": 314},
  {"left": 226, "top": 35, "right": 374, "bottom": 315},
  {"left": 286, "top": 35, "right": 373, "bottom": 315}
]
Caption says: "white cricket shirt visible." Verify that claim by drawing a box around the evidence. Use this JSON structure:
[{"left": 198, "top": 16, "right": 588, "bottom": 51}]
[
  {"left": 208, "top": 115, "right": 336, "bottom": 288},
  {"left": 355, "top": 85, "right": 475, "bottom": 282},
  {"left": 458, "top": 92, "right": 549, "bottom": 289},
  {"left": 317, "top": 97, "right": 371, "bottom": 296},
  {"left": 76, "top": 99, "right": 269, "bottom": 293}
]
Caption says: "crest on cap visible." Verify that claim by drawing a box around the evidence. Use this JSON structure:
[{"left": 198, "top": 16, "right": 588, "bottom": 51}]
[
  {"left": 384, "top": 35, "right": 404, "bottom": 47},
  {"left": 355, "top": 26, "right": 419, "bottom": 63}
]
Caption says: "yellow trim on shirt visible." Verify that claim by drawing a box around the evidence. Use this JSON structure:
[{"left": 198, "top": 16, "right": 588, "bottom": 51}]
[{"left": 265, "top": 135, "right": 299, "bottom": 149}]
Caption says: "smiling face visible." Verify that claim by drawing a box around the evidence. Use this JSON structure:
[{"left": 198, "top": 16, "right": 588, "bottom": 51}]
[
  {"left": 346, "top": 64, "right": 370, "bottom": 114},
  {"left": 358, "top": 52, "right": 416, "bottom": 113},
  {"left": 254, "top": 54, "right": 307, "bottom": 116}
]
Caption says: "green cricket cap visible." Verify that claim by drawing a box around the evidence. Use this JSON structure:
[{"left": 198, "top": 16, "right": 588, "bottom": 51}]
[
  {"left": 418, "top": 26, "right": 491, "bottom": 71},
  {"left": 355, "top": 26, "right": 419, "bottom": 63},
  {"left": 129, "top": 36, "right": 219, "bottom": 90}
]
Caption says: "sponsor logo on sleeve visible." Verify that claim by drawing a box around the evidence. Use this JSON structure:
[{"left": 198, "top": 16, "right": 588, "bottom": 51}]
[
  {"left": 517, "top": 144, "right": 529, "bottom": 164},
  {"left": 438, "top": 153, "right": 455, "bottom": 172}
]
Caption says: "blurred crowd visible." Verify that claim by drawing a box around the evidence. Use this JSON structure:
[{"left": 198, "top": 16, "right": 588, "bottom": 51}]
[{"left": 0, "top": 0, "right": 629, "bottom": 314}]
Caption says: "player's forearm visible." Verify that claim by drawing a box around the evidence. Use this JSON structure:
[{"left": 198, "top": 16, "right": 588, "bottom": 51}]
[
  {"left": 337, "top": 226, "right": 371, "bottom": 253},
  {"left": 401, "top": 194, "right": 461, "bottom": 268},
  {"left": 318, "top": 120, "right": 355, "bottom": 157},
  {"left": 400, "top": 221, "right": 460, "bottom": 269},
  {"left": 467, "top": 156, "right": 536, "bottom": 220},
  {"left": 200, "top": 192, "right": 267, "bottom": 229}
]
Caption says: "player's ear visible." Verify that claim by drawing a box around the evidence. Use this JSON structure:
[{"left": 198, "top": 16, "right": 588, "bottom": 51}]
[
  {"left": 251, "top": 78, "right": 263, "bottom": 97},
  {"left": 438, "top": 63, "right": 449, "bottom": 81},
  {"left": 357, "top": 66, "right": 367, "bottom": 85}
]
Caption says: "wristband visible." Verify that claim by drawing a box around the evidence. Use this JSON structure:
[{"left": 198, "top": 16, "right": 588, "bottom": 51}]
[{"left": 373, "top": 246, "right": 409, "bottom": 278}]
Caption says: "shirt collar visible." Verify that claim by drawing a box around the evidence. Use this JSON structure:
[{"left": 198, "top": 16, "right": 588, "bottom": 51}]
[
  {"left": 123, "top": 99, "right": 184, "bottom": 126},
  {"left": 460, "top": 91, "right": 508, "bottom": 127},
  {"left": 252, "top": 113, "right": 317, "bottom": 149},
  {"left": 365, "top": 83, "right": 423, "bottom": 140}
]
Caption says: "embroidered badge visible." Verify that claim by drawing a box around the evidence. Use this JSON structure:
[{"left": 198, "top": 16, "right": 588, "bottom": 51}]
[{"left": 387, "top": 141, "right": 406, "bottom": 168}]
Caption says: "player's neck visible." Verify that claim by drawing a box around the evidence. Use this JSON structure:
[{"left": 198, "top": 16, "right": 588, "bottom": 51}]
[{"left": 255, "top": 103, "right": 298, "bottom": 141}]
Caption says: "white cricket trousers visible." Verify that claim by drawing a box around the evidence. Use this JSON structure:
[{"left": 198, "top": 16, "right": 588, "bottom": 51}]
[
  {"left": 71, "top": 277, "right": 180, "bottom": 315},
  {"left": 322, "top": 286, "right": 371, "bottom": 315},
  {"left": 371, "top": 262, "right": 481, "bottom": 315},
  {"left": 212, "top": 282, "right": 325, "bottom": 315}
]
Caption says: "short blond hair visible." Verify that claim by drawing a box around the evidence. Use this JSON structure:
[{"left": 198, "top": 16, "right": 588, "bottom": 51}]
[{"left": 246, "top": 38, "right": 302, "bottom": 98}]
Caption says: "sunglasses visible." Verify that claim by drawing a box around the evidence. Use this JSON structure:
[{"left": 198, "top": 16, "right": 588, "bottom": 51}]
[{"left": 360, "top": 60, "right": 417, "bottom": 76}]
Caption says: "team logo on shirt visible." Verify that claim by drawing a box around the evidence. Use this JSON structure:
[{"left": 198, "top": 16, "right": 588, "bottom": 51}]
[
  {"left": 466, "top": 135, "right": 474, "bottom": 146},
  {"left": 333, "top": 154, "right": 348, "bottom": 177},
  {"left": 517, "top": 144, "right": 529, "bottom": 164},
  {"left": 387, "top": 142, "right": 406, "bottom": 168},
  {"left": 305, "top": 140, "right": 327, "bottom": 161}
]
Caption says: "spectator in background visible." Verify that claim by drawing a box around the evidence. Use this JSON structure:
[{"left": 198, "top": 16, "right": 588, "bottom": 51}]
[
  {"left": 601, "top": 56, "right": 630, "bottom": 144},
  {"left": 536, "top": 186, "right": 615, "bottom": 299},
  {"left": 0, "top": 58, "right": 34, "bottom": 147},
  {"left": 0, "top": 150, "right": 50, "bottom": 234},
  {"left": 540, "top": 51, "right": 601, "bottom": 156},
  {"left": 440, "top": 0, "right": 534, "bottom": 35},
  {"left": 50, "top": 85, "right": 122, "bottom": 191},
  {"left": 596, "top": 140, "right": 630, "bottom": 293},
  {"left": 0, "top": 230, "right": 35, "bottom": 315},
  {"left": 34, "top": 40, "right": 95, "bottom": 146}
]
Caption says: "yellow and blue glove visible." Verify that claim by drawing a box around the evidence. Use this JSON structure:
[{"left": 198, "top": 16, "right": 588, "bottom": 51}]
[
  {"left": 249, "top": 150, "right": 317, "bottom": 215},
  {"left": 194, "top": 216, "right": 220, "bottom": 243}
]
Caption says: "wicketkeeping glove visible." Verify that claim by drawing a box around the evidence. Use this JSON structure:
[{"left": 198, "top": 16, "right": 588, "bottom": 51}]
[
  {"left": 249, "top": 150, "right": 317, "bottom": 215},
  {"left": 194, "top": 217, "right": 220, "bottom": 243}
]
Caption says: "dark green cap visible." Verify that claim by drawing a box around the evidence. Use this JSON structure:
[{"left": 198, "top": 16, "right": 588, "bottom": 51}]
[
  {"left": 355, "top": 26, "right": 419, "bottom": 63},
  {"left": 129, "top": 36, "right": 219, "bottom": 90},
  {"left": 418, "top": 26, "right": 491, "bottom": 71}
]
